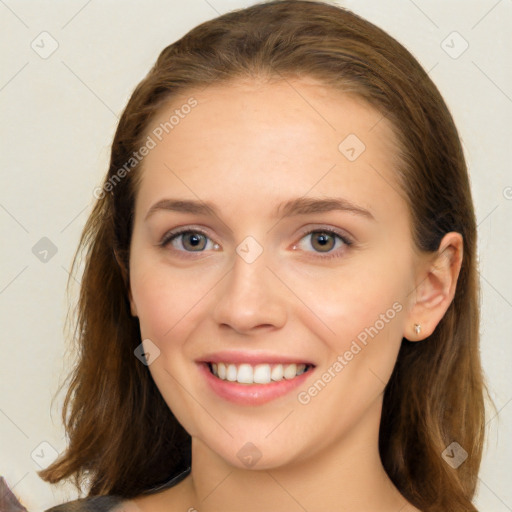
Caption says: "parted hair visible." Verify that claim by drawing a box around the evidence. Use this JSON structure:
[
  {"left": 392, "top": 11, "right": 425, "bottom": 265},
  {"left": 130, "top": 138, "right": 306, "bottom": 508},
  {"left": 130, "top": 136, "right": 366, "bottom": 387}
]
[{"left": 39, "top": 1, "right": 490, "bottom": 510}]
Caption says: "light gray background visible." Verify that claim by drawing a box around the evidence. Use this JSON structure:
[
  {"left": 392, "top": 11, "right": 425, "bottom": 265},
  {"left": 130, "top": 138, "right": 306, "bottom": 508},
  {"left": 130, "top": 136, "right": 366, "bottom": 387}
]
[{"left": 1, "top": 0, "right": 511, "bottom": 510}]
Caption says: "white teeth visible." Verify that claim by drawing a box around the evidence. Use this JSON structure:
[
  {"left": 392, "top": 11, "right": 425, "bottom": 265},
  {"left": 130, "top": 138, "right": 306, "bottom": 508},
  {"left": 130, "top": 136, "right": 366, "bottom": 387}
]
[
  {"left": 226, "top": 364, "right": 237, "bottom": 382},
  {"left": 271, "top": 364, "right": 284, "bottom": 381},
  {"left": 236, "top": 364, "right": 253, "bottom": 384},
  {"left": 209, "top": 362, "right": 310, "bottom": 384},
  {"left": 283, "top": 363, "right": 297, "bottom": 379},
  {"left": 253, "top": 364, "right": 271, "bottom": 383}
]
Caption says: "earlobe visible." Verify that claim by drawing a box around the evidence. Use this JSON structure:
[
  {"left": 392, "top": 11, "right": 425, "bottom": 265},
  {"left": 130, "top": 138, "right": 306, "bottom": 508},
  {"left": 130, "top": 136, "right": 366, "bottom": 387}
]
[{"left": 405, "top": 232, "right": 463, "bottom": 342}]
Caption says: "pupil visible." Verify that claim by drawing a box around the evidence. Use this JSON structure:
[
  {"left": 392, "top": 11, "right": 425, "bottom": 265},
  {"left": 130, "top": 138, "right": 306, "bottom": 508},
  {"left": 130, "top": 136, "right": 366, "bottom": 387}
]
[
  {"left": 313, "top": 233, "right": 333, "bottom": 251},
  {"left": 185, "top": 233, "right": 205, "bottom": 250}
]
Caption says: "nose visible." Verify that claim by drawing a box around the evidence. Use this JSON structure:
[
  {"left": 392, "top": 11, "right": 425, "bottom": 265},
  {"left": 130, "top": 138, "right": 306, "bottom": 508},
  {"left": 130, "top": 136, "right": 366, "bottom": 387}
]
[{"left": 212, "top": 248, "right": 288, "bottom": 334}]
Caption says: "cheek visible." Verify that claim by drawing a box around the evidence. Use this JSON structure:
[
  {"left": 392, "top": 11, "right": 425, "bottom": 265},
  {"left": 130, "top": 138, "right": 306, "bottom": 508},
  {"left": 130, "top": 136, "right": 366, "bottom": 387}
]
[
  {"left": 312, "top": 286, "right": 405, "bottom": 377},
  {"left": 131, "top": 278, "right": 188, "bottom": 346},
  {"left": 129, "top": 256, "right": 219, "bottom": 348},
  {"left": 297, "top": 284, "right": 406, "bottom": 425},
  {"left": 293, "top": 252, "right": 409, "bottom": 345}
]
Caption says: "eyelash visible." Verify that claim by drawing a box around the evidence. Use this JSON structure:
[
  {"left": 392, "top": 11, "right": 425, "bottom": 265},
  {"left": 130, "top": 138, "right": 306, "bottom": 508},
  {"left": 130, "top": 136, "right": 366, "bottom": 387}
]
[{"left": 159, "top": 226, "right": 353, "bottom": 260}]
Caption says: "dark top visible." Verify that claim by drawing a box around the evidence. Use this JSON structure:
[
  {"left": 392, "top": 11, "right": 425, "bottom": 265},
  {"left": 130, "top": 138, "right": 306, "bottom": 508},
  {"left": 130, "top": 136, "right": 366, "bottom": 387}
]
[
  {"left": 42, "top": 467, "right": 191, "bottom": 512},
  {"left": 0, "top": 477, "right": 28, "bottom": 512}
]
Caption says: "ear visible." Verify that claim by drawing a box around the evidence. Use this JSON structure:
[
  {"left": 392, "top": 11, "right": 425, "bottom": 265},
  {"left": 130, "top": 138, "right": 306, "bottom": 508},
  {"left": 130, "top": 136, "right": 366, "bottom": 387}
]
[
  {"left": 404, "top": 232, "right": 463, "bottom": 341},
  {"left": 114, "top": 249, "right": 138, "bottom": 317}
]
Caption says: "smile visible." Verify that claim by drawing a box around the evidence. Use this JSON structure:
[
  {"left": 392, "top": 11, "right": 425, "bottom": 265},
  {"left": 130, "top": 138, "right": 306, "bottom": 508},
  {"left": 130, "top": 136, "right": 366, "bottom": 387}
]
[
  {"left": 208, "top": 362, "right": 312, "bottom": 384},
  {"left": 199, "top": 357, "right": 316, "bottom": 405}
]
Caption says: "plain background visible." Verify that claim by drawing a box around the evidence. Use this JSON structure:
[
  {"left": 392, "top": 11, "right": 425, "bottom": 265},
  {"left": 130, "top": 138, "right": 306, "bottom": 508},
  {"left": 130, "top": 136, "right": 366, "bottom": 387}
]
[{"left": 1, "top": 0, "right": 511, "bottom": 510}]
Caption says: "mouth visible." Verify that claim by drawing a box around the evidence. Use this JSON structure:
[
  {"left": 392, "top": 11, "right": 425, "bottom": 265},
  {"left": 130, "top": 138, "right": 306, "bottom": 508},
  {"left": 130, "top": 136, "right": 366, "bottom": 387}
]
[
  {"left": 197, "top": 355, "right": 316, "bottom": 405},
  {"left": 207, "top": 361, "right": 314, "bottom": 384}
]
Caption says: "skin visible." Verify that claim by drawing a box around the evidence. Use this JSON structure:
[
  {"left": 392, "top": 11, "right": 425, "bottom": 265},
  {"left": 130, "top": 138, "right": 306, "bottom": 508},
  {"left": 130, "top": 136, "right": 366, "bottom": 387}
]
[{"left": 122, "top": 77, "right": 462, "bottom": 512}]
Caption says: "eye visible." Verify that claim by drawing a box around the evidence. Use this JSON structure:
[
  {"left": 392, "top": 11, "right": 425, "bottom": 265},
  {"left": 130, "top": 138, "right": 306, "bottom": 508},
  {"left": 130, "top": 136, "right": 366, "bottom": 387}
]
[
  {"left": 294, "top": 228, "right": 352, "bottom": 259},
  {"left": 160, "top": 228, "right": 220, "bottom": 253},
  {"left": 158, "top": 226, "right": 352, "bottom": 260}
]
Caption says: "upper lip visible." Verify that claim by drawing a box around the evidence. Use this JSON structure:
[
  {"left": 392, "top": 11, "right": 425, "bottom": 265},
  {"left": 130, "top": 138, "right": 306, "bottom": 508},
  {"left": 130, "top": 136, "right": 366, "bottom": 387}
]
[{"left": 196, "top": 350, "right": 316, "bottom": 366}]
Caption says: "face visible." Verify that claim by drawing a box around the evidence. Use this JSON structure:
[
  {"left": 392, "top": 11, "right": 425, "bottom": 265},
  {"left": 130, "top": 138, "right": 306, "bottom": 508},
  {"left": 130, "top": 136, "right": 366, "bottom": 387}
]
[{"left": 128, "top": 77, "right": 422, "bottom": 470}]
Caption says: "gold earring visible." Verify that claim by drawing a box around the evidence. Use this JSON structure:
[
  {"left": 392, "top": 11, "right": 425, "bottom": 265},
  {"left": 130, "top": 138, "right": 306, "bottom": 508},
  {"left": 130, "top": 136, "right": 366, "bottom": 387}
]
[{"left": 414, "top": 323, "right": 421, "bottom": 335}]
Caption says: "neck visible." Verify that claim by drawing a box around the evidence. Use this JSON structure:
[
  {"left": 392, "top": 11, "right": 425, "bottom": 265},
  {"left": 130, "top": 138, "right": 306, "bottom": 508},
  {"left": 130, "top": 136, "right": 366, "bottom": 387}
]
[{"left": 179, "top": 396, "right": 412, "bottom": 512}]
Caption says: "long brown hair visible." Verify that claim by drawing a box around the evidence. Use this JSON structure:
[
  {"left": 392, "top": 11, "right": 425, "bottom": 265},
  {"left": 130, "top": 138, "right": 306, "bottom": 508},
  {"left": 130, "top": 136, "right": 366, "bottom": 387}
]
[{"left": 39, "top": 1, "right": 491, "bottom": 509}]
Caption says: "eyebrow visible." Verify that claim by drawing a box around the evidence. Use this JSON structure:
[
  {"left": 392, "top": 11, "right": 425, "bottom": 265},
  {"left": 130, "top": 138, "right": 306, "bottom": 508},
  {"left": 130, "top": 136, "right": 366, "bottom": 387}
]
[{"left": 144, "top": 196, "right": 375, "bottom": 221}]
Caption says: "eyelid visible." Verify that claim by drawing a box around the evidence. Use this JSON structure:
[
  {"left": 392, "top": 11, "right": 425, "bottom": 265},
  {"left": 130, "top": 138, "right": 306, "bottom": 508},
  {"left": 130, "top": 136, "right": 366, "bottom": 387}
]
[
  {"left": 295, "top": 225, "right": 354, "bottom": 246},
  {"left": 291, "top": 226, "right": 353, "bottom": 261},
  {"left": 158, "top": 224, "right": 354, "bottom": 259},
  {"left": 159, "top": 226, "right": 221, "bottom": 257},
  {"left": 159, "top": 225, "right": 214, "bottom": 246}
]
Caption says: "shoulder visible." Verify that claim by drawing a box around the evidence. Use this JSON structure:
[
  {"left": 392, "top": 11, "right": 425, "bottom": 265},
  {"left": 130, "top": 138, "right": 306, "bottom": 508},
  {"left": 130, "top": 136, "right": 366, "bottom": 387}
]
[
  {"left": 45, "top": 468, "right": 191, "bottom": 512},
  {"left": 44, "top": 495, "right": 124, "bottom": 512}
]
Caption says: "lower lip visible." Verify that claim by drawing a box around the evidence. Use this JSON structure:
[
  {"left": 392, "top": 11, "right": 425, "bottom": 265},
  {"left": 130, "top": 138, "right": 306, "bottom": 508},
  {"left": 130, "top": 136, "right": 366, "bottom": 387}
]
[{"left": 198, "top": 363, "right": 314, "bottom": 406}]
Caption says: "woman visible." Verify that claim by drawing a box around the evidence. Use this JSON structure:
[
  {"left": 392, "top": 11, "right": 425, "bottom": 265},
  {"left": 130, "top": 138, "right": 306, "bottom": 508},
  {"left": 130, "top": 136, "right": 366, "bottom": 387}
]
[{"left": 39, "top": 1, "right": 490, "bottom": 510}]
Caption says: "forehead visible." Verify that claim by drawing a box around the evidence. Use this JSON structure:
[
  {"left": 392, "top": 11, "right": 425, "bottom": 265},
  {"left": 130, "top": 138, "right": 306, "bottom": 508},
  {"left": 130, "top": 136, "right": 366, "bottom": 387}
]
[{"left": 136, "top": 78, "right": 407, "bottom": 225}]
